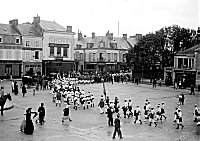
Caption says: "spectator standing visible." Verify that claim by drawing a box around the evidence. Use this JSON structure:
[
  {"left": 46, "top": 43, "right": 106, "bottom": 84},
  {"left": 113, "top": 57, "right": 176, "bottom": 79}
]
[
  {"left": 22, "top": 84, "right": 27, "bottom": 97},
  {"left": 112, "top": 113, "right": 123, "bottom": 139}
]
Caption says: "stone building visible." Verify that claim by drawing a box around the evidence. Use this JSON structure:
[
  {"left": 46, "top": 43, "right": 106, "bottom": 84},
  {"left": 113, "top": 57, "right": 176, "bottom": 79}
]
[
  {"left": 32, "top": 16, "right": 76, "bottom": 76},
  {"left": 164, "top": 44, "right": 200, "bottom": 88},
  {"left": 0, "top": 20, "right": 23, "bottom": 78},
  {"left": 18, "top": 22, "right": 43, "bottom": 76},
  {"left": 74, "top": 31, "right": 137, "bottom": 73}
]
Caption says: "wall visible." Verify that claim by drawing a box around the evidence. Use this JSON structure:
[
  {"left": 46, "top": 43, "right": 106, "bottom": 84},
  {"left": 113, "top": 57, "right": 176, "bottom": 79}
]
[{"left": 42, "top": 32, "right": 75, "bottom": 61}]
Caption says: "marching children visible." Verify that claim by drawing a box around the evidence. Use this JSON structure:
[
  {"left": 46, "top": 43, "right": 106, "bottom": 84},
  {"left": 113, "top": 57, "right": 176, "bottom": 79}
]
[
  {"left": 106, "top": 105, "right": 114, "bottom": 126},
  {"left": 134, "top": 105, "right": 142, "bottom": 124},
  {"left": 193, "top": 104, "right": 198, "bottom": 122},
  {"left": 128, "top": 98, "right": 133, "bottom": 118},
  {"left": 176, "top": 109, "right": 184, "bottom": 129},
  {"left": 62, "top": 105, "right": 72, "bottom": 124},
  {"left": 90, "top": 94, "right": 94, "bottom": 107},
  {"left": 155, "top": 104, "right": 162, "bottom": 122},
  {"left": 149, "top": 107, "right": 157, "bottom": 127},
  {"left": 98, "top": 98, "right": 105, "bottom": 114},
  {"left": 161, "top": 102, "right": 167, "bottom": 120},
  {"left": 173, "top": 107, "right": 179, "bottom": 123},
  {"left": 143, "top": 102, "right": 148, "bottom": 121}
]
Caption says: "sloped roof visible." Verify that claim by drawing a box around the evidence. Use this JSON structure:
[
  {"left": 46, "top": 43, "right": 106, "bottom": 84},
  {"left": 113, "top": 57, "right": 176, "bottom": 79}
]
[
  {"left": 177, "top": 44, "right": 200, "bottom": 55},
  {"left": 0, "top": 23, "right": 20, "bottom": 35},
  {"left": 127, "top": 38, "right": 137, "bottom": 47},
  {"left": 18, "top": 24, "right": 42, "bottom": 37},
  {"left": 75, "top": 36, "right": 131, "bottom": 50},
  {"left": 39, "top": 20, "right": 66, "bottom": 31}
]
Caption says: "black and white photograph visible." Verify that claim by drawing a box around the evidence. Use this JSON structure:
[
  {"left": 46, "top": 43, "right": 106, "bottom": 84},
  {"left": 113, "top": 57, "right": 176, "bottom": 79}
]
[{"left": 0, "top": 0, "right": 199, "bottom": 140}]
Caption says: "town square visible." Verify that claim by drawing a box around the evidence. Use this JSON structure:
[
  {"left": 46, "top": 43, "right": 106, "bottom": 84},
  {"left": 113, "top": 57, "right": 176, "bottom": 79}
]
[{"left": 0, "top": 0, "right": 199, "bottom": 141}]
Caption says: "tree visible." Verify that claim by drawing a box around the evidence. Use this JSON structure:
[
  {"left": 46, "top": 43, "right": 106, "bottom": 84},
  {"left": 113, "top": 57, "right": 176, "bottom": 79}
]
[{"left": 126, "top": 25, "right": 198, "bottom": 79}]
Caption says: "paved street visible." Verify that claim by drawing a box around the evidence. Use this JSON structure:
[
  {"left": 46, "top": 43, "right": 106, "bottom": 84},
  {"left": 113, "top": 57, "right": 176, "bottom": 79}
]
[{"left": 0, "top": 80, "right": 199, "bottom": 141}]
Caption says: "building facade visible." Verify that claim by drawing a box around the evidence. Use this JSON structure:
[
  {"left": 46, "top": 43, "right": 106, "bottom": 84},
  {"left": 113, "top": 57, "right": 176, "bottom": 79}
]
[
  {"left": 0, "top": 20, "right": 23, "bottom": 79},
  {"left": 74, "top": 31, "right": 137, "bottom": 73},
  {"left": 32, "top": 16, "right": 76, "bottom": 76},
  {"left": 164, "top": 44, "right": 200, "bottom": 88},
  {"left": 18, "top": 23, "right": 43, "bottom": 76}
]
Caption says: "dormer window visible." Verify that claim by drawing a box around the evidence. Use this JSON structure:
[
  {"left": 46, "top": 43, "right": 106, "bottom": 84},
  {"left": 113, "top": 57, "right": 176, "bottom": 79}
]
[
  {"left": 16, "top": 38, "right": 20, "bottom": 44},
  {"left": 87, "top": 43, "right": 94, "bottom": 48},
  {"left": 0, "top": 36, "right": 2, "bottom": 43},
  {"left": 25, "top": 41, "right": 30, "bottom": 47}
]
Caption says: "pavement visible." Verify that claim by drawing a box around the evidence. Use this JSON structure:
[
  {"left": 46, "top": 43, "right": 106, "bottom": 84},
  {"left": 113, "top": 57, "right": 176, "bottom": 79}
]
[{"left": 0, "top": 80, "right": 200, "bottom": 141}]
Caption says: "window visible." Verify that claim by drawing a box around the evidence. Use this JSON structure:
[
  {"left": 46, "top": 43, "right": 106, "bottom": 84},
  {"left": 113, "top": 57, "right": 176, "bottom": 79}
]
[
  {"left": 36, "top": 41, "right": 39, "bottom": 47},
  {"left": 16, "top": 38, "right": 20, "bottom": 44},
  {"left": 99, "top": 53, "right": 103, "bottom": 61},
  {"left": 76, "top": 44, "right": 82, "bottom": 49},
  {"left": 123, "top": 54, "right": 126, "bottom": 62},
  {"left": 93, "top": 53, "right": 96, "bottom": 62},
  {"left": 110, "top": 43, "right": 117, "bottom": 49},
  {"left": 178, "top": 58, "right": 183, "bottom": 68},
  {"left": 87, "top": 43, "right": 94, "bottom": 48},
  {"left": 25, "top": 41, "right": 30, "bottom": 47},
  {"left": 114, "top": 53, "right": 117, "bottom": 62},
  {"left": 80, "top": 53, "right": 83, "bottom": 61},
  {"left": 50, "top": 47, "right": 54, "bottom": 56},
  {"left": 63, "top": 48, "right": 68, "bottom": 57},
  {"left": 0, "top": 36, "right": 2, "bottom": 43},
  {"left": 35, "top": 51, "right": 39, "bottom": 59},
  {"left": 57, "top": 47, "right": 61, "bottom": 56},
  {"left": 108, "top": 53, "right": 110, "bottom": 62},
  {"left": 184, "top": 58, "right": 188, "bottom": 68}
]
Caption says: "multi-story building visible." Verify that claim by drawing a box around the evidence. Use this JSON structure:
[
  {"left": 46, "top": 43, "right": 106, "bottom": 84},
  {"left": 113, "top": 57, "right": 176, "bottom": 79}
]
[
  {"left": 74, "top": 31, "right": 137, "bottom": 73},
  {"left": 32, "top": 16, "right": 75, "bottom": 75},
  {"left": 164, "top": 44, "right": 200, "bottom": 87},
  {"left": 18, "top": 22, "right": 43, "bottom": 76},
  {"left": 0, "top": 20, "right": 23, "bottom": 78}
]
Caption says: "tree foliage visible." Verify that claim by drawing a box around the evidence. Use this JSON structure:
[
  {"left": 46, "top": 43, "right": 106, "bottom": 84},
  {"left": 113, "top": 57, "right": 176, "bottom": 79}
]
[{"left": 126, "top": 25, "right": 198, "bottom": 78}]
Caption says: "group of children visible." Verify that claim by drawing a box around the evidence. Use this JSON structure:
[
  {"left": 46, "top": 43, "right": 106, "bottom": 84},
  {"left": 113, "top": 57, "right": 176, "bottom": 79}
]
[{"left": 52, "top": 78, "right": 95, "bottom": 111}]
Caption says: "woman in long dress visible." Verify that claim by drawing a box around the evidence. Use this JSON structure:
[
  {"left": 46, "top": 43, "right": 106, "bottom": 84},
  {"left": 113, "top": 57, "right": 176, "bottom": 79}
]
[{"left": 24, "top": 108, "right": 37, "bottom": 135}]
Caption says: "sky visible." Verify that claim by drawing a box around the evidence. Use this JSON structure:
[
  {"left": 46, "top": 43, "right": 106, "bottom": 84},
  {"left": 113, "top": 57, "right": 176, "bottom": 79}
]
[{"left": 0, "top": 0, "right": 199, "bottom": 37}]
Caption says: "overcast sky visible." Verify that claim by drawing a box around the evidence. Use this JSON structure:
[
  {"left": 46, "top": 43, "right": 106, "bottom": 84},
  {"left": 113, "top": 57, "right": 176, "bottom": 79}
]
[{"left": 0, "top": 0, "right": 199, "bottom": 37}]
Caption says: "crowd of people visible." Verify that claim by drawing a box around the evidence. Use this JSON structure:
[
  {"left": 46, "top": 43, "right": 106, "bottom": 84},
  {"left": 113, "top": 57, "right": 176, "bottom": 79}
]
[{"left": 1, "top": 71, "right": 199, "bottom": 139}]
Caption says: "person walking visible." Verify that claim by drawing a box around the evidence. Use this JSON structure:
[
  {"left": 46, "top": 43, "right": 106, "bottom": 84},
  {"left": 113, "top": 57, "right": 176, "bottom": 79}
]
[
  {"left": 98, "top": 98, "right": 105, "bottom": 114},
  {"left": 62, "top": 105, "right": 72, "bottom": 124},
  {"left": 14, "top": 81, "right": 18, "bottom": 95},
  {"left": 149, "top": 107, "right": 157, "bottom": 127},
  {"left": 0, "top": 87, "right": 4, "bottom": 98},
  {"left": 176, "top": 109, "right": 184, "bottom": 129},
  {"left": 161, "top": 102, "right": 167, "bottom": 120},
  {"left": 56, "top": 90, "right": 62, "bottom": 107},
  {"left": 22, "top": 84, "right": 27, "bottom": 97},
  {"left": 106, "top": 105, "right": 114, "bottom": 126},
  {"left": 193, "top": 104, "right": 198, "bottom": 122},
  {"left": 134, "top": 106, "right": 142, "bottom": 124},
  {"left": 112, "top": 113, "right": 123, "bottom": 139},
  {"left": 23, "top": 108, "right": 37, "bottom": 135},
  {"left": 190, "top": 84, "right": 195, "bottom": 95},
  {"left": 36, "top": 103, "right": 45, "bottom": 125}
]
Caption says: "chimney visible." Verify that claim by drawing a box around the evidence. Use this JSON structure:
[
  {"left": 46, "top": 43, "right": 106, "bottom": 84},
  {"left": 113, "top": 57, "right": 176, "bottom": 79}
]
[
  {"left": 9, "top": 19, "right": 18, "bottom": 27},
  {"left": 109, "top": 33, "right": 113, "bottom": 40},
  {"left": 78, "top": 32, "right": 83, "bottom": 41},
  {"left": 92, "top": 32, "right": 95, "bottom": 39},
  {"left": 33, "top": 15, "right": 40, "bottom": 26},
  {"left": 66, "top": 26, "right": 72, "bottom": 32},
  {"left": 122, "top": 34, "right": 127, "bottom": 40}
]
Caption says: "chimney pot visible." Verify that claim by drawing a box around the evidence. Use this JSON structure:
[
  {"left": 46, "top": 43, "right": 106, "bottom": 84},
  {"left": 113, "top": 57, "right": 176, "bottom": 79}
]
[
  {"left": 122, "top": 34, "right": 127, "bottom": 40},
  {"left": 67, "top": 26, "right": 72, "bottom": 32},
  {"left": 92, "top": 32, "right": 95, "bottom": 39},
  {"left": 9, "top": 19, "right": 18, "bottom": 26}
]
